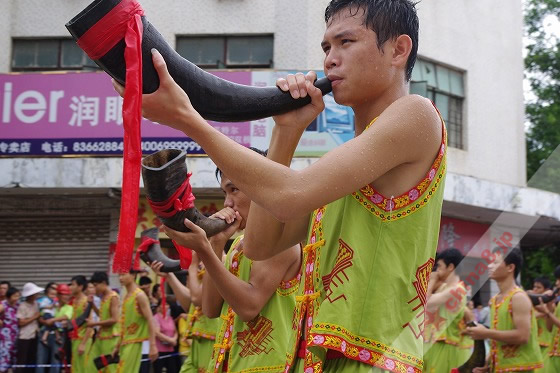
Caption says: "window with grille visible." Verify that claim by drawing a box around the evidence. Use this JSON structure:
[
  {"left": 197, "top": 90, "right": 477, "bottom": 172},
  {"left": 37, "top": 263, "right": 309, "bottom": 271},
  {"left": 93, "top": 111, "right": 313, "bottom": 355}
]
[
  {"left": 176, "top": 35, "right": 273, "bottom": 69},
  {"left": 410, "top": 60, "right": 465, "bottom": 149},
  {"left": 12, "top": 39, "right": 96, "bottom": 71}
]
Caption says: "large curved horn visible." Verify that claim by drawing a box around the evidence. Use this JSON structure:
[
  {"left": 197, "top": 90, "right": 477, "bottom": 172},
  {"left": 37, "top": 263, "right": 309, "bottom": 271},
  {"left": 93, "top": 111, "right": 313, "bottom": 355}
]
[
  {"left": 142, "top": 149, "right": 230, "bottom": 236},
  {"left": 65, "top": 0, "right": 332, "bottom": 123},
  {"left": 453, "top": 321, "right": 486, "bottom": 373},
  {"left": 139, "top": 227, "right": 184, "bottom": 273},
  {"left": 527, "top": 287, "right": 559, "bottom": 306}
]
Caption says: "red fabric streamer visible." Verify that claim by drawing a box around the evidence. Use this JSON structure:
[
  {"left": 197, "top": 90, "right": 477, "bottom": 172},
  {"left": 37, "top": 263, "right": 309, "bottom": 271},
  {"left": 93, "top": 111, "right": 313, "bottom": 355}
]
[
  {"left": 147, "top": 174, "right": 196, "bottom": 218},
  {"left": 100, "top": 355, "right": 109, "bottom": 367},
  {"left": 133, "top": 236, "right": 159, "bottom": 271},
  {"left": 77, "top": 0, "right": 145, "bottom": 273},
  {"left": 68, "top": 320, "right": 79, "bottom": 340},
  {"left": 160, "top": 277, "right": 167, "bottom": 318},
  {"left": 173, "top": 240, "right": 193, "bottom": 269}
]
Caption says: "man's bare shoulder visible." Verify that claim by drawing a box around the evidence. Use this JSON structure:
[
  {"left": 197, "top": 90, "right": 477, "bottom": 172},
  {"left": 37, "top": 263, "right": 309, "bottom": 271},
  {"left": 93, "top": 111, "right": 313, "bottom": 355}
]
[
  {"left": 135, "top": 289, "right": 149, "bottom": 303},
  {"left": 388, "top": 94, "right": 441, "bottom": 132},
  {"left": 511, "top": 291, "right": 532, "bottom": 310}
]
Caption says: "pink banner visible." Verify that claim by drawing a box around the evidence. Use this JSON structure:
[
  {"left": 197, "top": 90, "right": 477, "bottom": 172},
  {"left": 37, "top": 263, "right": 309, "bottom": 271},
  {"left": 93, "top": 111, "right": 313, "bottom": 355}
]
[{"left": 0, "top": 71, "right": 251, "bottom": 155}]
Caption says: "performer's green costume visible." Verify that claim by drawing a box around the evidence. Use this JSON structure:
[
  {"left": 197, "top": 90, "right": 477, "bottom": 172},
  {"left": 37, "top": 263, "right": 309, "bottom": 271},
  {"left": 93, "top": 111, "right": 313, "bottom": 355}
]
[
  {"left": 208, "top": 236, "right": 299, "bottom": 373},
  {"left": 489, "top": 287, "right": 543, "bottom": 373},
  {"left": 88, "top": 291, "right": 121, "bottom": 373},
  {"left": 286, "top": 111, "right": 447, "bottom": 373},
  {"left": 423, "top": 282, "right": 471, "bottom": 372},
  {"left": 545, "top": 302, "right": 560, "bottom": 373},
  {"left": 70, "top": 296, "right": 92, "bottom": 373},
  {"left": 180, "top": 269, "right": 221, "bottom": 373},
  {"left": 116, "top": 287, "right": 149, "bottom": 373}
]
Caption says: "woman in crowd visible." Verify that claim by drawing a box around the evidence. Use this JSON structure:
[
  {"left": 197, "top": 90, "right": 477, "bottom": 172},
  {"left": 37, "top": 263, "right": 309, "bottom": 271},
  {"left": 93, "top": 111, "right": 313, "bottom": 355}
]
[
  {"left": 0, "top": 287, "right": 21, "bottom": 373},
  {"left": 152, "top": 300, "right": 178, "bottom": 373}
]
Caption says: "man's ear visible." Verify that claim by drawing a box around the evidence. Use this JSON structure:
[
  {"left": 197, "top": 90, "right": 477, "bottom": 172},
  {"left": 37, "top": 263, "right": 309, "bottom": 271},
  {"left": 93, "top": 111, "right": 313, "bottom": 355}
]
[{"left": 392, "top": 34, "right": 413, "bottom": 69}]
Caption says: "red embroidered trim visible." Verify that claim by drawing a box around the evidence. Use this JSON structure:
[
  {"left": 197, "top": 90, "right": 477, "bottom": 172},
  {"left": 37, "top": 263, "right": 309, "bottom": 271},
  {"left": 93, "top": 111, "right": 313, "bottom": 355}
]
[
  {"left": 213, "top": 244, "right": 243, "bottom": 373},
  {"left": 358, "top": 142, "right": 445, "bottom": 213},
  {"left": 308, "top": 331, "right": 422, "bottom": 373},
  {"left": 356, "top": 106, "right": 447, "bottom": 216}
]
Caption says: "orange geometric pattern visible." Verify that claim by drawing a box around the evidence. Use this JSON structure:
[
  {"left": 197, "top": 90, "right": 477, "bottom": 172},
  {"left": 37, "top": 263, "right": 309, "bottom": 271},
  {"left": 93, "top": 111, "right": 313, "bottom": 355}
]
[
  {"left": 402, "top": 258, "right": 434, "bottom": 340},
  {"left": 236, "top": 315, "right": 274, "bottom": 357},
  {"left": 321, "top": 239, "right": 354, "bottom": 304}
]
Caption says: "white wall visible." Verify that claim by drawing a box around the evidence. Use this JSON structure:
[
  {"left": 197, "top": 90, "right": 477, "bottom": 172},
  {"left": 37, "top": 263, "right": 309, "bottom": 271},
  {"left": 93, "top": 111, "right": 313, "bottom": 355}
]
[
  {"left": 0, "top": 0, "right": 527, "bottom": 187},
  {"left": 417, "top": 0, "right": 526, "bottom": 186}
]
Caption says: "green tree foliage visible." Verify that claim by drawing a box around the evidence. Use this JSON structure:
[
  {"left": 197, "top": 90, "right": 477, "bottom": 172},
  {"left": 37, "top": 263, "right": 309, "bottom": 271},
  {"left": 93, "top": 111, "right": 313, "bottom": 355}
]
[
  {"left": 521, "top": 244, "right": 560, "bottom": 289},
  {"left": 525, "top": 0, "right": 560, "bottom": 192}
]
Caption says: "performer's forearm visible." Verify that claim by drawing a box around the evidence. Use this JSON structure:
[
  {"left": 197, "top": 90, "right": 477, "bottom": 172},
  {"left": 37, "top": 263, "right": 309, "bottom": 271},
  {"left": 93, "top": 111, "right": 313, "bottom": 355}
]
[
  {"left": 201, "top": 267, "right": 224, "bottom": 319},
  {"left": 198, "top": 245, "right": 262, "bottom": 322},
  {"left": 200, "top": 239, "right": 227, "bottom": 318},
  {"left": 93, "top": 318, "right": 117, "bottom": 327},
  {"left": 167, "top": 272, "right": 191, "bottom": 312},
  {"left": 486, "top": 328, "right": 529, "bottom": 345},
  {"left": 186, "top": 265, "right": 202, "bottom": 307},
  {"left": 245, "top": 126, "right": 306, "bottom": 260},
  {"left": 544, "top": 310, "right": 560, "bottom": 329}
]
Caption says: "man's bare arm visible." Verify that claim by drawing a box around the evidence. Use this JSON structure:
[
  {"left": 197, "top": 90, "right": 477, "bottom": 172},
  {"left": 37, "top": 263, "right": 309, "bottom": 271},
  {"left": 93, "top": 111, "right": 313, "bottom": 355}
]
[
  {"left": 118, "top": 52, "right": 442, "bottom": 226},
  {"left": 151, "top": 262, "right": 192, "bottom": 312},
  {"left": 200, "top": 236, "right": 231, "bottom": 319},
  {"left": 137, "top": 291, "right": 158, "bottom": 362},
  {"left": 244, "top": 124, "right": 311, "bottom": 260},
  {"left": 198, "top": 239, "right": 300, "bottom": 322},
  {"left": 88, "top": 295, "right": 119, "bottom": 328},
  {"left": 186, "top": 257, "right": 202, "bottom": 308},
  {"left": 182, "top": 96, "right": 439, "bottom": 224}
]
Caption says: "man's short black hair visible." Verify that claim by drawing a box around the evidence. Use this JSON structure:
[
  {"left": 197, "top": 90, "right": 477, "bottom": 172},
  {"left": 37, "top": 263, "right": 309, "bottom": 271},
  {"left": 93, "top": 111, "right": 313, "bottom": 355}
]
[
  {"left": 0, "top": 281, "right": 11, "bottom": 287},
  {"left": 533, "top": 276, "right": 552, "bottom": 290},
  {"left": 492, "top": 247, "right": 523, "bottom": 278},
  {"left": 215, "top": 147, "right": 268, "bottom": 182},
  {"left": 71, "top": 275, "right": 87, "bottom": 291},
  {"left": 324, "top": 0, "right": 419, "bottom": 81},
  {"left": 437, "top": 248, "right": 464, "bottom": 270},
  {"left": 91, "top": 271, "right": 109, "bottom": 285},
  {"left": 139, "top": 276, "right": 153, "bottom": 286}
]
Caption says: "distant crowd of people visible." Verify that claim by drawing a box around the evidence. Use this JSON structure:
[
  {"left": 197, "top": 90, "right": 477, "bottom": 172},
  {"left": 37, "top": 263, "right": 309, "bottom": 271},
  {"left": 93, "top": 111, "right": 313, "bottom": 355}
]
[{"left": 0, "top": 271, "right": 190, "bottom": 373}]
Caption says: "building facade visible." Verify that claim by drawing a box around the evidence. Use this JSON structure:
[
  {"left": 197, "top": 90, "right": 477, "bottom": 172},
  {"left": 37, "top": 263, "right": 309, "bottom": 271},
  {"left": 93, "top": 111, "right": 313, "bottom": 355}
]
[{"left": 1, "top": 0, "right": 559, "bottom": 302}]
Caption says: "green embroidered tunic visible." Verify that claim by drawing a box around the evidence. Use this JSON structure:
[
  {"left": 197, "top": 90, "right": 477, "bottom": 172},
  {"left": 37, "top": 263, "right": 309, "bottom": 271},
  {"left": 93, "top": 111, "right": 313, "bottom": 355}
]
[
  {"left": 89, "top": 291, "right": 121, "bottom": 373},
  {"left": 423, "top": 282, "right": 471, "bottom": 372},
  {"left": 97, "top": 291, "right": 121, "bottom": 341},
  {"left": 120, "top": 287, "right": 148, "bottom": 345},
  {"left": 180, "top": 269, "right": 221, "bottom": 373},
  {"left": 545, "top": 302, "right": 560, "bottom": 373},
  {"left": 286, "top": 113, "right": 447, "bottom": 373},
  {"left": 489, "top": 287, "right": 543, "bottom": 372},
  {"left": 209, "top": 235, "right": 299, "bottom": 373}
]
